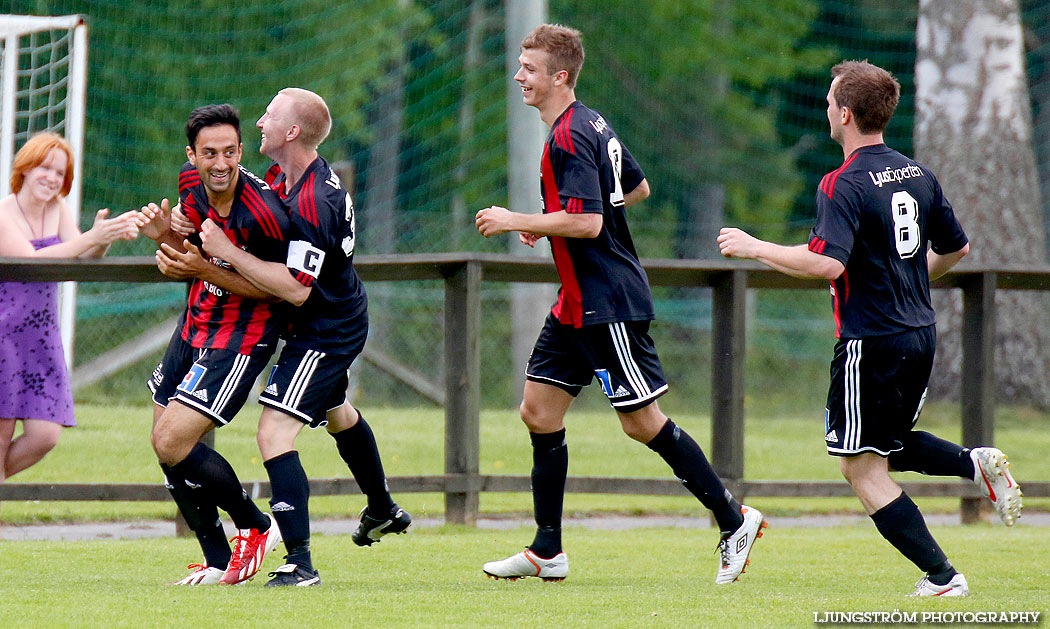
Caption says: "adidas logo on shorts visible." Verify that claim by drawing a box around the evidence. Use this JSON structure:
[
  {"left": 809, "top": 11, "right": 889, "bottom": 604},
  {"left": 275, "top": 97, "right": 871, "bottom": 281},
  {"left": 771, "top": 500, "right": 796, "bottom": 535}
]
[
  {"left": 264, "top": 383, "right": 279, "bottom": 396},
  {"left": 191, "top": 389, "right": 209, "bottom": 403},
  {"left": 611, "top": 385, "right": 631, "bottom": 398},
  {"left": 825, "top": 430, "right": 838, "bottom": 443}
]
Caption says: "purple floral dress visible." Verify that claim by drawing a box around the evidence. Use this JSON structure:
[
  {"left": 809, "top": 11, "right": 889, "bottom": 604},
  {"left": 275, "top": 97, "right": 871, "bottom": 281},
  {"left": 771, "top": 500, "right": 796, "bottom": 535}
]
[{"left": 0, "top": 235, "right": 76, "bottom": 426}]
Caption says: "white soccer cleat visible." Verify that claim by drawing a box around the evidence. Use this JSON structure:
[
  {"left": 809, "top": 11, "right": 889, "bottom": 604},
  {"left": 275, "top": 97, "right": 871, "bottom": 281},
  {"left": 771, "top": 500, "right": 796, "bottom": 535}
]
[
  {"left": 970, "top": 447, "right": 1022, "bottom": 526},
  {"left": 910, "top": 573, "right": 969, "bottom": 597},
  {"left": 715, "top": 505, "right": 767, "bottom": 584},
  {"left": 173, "top": 563, "right": 224, "bottom": 586},
  {"left": 483, "top": 549, "right": 568, "bottom": 582},
  {"left": 220, "top": 513, "right": 283, "bottom": 585}
]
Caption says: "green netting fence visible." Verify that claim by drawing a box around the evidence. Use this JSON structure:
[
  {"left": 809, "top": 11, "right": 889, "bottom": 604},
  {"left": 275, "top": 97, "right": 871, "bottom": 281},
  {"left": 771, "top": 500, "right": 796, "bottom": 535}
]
[{"left": 4, "top": 0, "right": 1049, "bottom": 412}]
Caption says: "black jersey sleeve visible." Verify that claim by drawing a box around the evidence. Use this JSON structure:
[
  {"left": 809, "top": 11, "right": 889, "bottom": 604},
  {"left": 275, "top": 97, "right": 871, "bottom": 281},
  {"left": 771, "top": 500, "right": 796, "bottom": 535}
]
[
  {"left": 284, "top": 184, "right": 346, "bottom": 288},
  {"left": 620, "top": 141, "right": 645, "bottom": 195},
  {"left": 924, "top": 172, "right": 968, "bottom": 255},
  {"left": 808, "top": 184, "right": 858, "bottom": 266},
  {"left": 554, "top": 127, "right": 604, "bottom": 214}
]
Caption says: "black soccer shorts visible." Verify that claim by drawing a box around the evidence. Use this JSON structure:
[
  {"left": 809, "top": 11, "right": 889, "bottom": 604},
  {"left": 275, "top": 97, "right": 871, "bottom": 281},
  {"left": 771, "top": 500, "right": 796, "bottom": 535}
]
[
  {"left": 525, "top": 312, "right": 668, "bottom": 413},
  {"left": 258, "top": 330, "right": 366, "bottom": 429},
  {"left": 824, "top": 324, "right": 935, "bottom": 457},
  {"left": 148, "top": 331, "right": 275, "bottom": 426}
]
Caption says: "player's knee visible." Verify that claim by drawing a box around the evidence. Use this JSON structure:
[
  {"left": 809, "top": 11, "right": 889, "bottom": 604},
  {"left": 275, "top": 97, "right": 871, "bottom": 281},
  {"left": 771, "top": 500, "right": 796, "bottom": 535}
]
[
  {"left": 150, "top": 426, "right": 182, "bottom": 464},
  {"left": 619, "top": 419, "right": 650, "bottom": 443}
]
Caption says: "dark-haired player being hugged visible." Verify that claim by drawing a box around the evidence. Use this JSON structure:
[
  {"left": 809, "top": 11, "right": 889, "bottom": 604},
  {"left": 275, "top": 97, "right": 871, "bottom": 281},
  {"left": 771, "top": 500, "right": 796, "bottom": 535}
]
[
  {"left": 475, "top": 24, "right": 765, "bottom": 584},
  {"left": 195, "top": 88, "right": 410, "bottom": 587},
  {"left": 140, "top": 104, "right": 288, "bottom": 586},
  {"left": 719, "top": 60, "right": 1022, "bottom": 597}
]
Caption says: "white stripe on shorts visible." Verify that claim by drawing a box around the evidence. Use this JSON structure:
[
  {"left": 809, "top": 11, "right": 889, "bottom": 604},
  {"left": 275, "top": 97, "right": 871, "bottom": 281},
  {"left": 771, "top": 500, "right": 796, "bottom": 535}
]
[
  {"left": 212, "top": 352, "right": 249, "bottom": 417},
  {"left": 282, "top": 349, "right": 324, "bottom": 409},
  {"left": 609, "top": 322, "right": 651, "bottom": 398},
  {"left": 844, "top": 339, "right": 862, "bottom": 451}
]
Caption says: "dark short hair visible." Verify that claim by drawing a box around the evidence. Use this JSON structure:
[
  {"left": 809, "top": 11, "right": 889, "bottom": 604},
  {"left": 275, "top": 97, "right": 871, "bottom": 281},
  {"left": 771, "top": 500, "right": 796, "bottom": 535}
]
[
  {"left": 521, "top": 24, "right": 585, "bottom": 89},
  {"left": 185, "top": 104, "right": 241, "bottom": 150},
  {"left": 831, "top": 60, "right": 900, "bottom": 135}
]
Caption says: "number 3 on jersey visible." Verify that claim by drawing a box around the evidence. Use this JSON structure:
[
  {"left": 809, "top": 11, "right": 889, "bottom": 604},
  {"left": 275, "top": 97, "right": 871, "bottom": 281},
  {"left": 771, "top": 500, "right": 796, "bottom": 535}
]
[
  {"left": 891, "top": 190, "right": 920, "bottom": 259},
  {"left": 607, "top": 137, "right": 624, "bottom": 207}
]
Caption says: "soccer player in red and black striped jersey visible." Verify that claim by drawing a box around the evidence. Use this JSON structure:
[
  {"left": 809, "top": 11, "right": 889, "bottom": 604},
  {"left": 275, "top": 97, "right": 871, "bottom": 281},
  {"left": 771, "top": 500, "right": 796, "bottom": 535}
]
[
  {"left": 719, "top": 61, "right": 1021, "bottom": 597},
  {"left": 198, "top": 88, "right": 409, "bottom": 587},
  {"left": 141, "top": 104, "right": 287, "bottom": 586},
  {"left": 475, "top": 24, "right": 765, "bottom": 584}
]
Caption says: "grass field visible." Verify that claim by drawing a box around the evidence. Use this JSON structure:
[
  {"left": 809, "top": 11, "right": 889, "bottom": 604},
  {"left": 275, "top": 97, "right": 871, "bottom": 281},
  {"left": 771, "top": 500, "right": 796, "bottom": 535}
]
[
  {"left": 1, "top": 525, "right": 1046, "bottom": 627},
  {"left": 2, "top": 402, "right": 1048, "bottom": 626}
]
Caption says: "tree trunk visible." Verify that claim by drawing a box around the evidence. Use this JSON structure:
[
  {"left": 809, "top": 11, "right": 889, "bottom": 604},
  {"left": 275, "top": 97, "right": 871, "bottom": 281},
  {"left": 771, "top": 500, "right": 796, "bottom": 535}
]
[{"left": 915, "top": 0, "right": 1050, "bottom": 407}]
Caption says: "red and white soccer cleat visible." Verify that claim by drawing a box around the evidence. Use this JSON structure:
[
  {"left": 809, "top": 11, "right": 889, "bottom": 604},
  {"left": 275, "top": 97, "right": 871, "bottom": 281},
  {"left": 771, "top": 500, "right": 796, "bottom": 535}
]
[
  {"left": 970, "top": 447, "right": 1022, "bottom": 526},
  {"left": 219, "top": 513, "right": 282, "bottom": 585},
  {"left": 173, "top": 563, "right": 224, "bottom": 586},
  {"left": 483, "top": 549, "right": 568, "bottom": 582},
  {"left": 716, "top": 505, "right": 767, "bottom": 584},
  {"left": 911, "top": 573, "right": 969, "bottom": 597}
]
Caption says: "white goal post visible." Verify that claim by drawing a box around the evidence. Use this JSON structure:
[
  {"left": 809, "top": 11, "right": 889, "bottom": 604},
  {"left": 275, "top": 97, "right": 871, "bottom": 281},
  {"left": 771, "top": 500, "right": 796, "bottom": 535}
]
[{"left": 0, "top": 14, "right": 88, "bottom": 371}]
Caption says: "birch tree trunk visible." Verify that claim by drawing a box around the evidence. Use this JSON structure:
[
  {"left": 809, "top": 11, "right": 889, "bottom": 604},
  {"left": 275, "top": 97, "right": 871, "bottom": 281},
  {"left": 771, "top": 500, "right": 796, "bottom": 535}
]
[{"left": 915, "top": 0, "right": 1050, "bottom": 406}]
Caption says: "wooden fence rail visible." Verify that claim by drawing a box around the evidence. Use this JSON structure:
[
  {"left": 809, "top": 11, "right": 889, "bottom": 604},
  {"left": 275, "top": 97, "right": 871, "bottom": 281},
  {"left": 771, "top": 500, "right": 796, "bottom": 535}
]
[{"left": 2, "top": 254, "right": 1048, "bottom": 525}]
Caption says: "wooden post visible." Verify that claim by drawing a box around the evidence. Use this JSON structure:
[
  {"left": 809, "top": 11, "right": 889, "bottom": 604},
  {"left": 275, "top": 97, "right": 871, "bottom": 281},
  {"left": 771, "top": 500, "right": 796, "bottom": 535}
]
[
  {"left": 444, "top": 261, "right": 482, "bottom": 525},
  {"left": 174, "top": 431, "right": 217, "bottom": 537},
  {"left": 710, "top": 269, "right": 748, "bottom": 481},
  {"left": 960, "top": 271, "right": 996, "bottom": 524}
]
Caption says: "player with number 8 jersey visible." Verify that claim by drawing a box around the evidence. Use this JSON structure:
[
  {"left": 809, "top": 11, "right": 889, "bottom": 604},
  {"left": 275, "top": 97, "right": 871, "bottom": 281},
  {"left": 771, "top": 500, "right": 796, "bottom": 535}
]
[
  {"left": 808, "top": 144, "right": 966, "bottom": 339},
  {"left": 719, "top": 60, "right": 1022, "bottom": 598}
]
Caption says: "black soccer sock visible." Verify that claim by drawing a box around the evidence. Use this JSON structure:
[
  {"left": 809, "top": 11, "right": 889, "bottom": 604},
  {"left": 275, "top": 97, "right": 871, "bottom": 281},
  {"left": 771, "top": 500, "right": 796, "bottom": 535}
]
[
  {"left": 870, "top": 492, "right": 955, "bottom": 581},
  {"left": 646, "top": 419, "right": 744, "bottom": 534},
  {"left": 887, "top": 431, "right": 975, "bottom": 480},
  {"left": 161, "top": 462, "right": 231, "bottom": 568},
  {"left": 331, "top": 413, "right": 395, "bottom": 516},
  {"left": 528, "top": 429, "right": 567, "bottom": 559},
  {"left": 264, "top": 451, "right": 313, "bottom": 570},
  {"left": 172, "top": 442, "right": 269, "bottom": 532}
]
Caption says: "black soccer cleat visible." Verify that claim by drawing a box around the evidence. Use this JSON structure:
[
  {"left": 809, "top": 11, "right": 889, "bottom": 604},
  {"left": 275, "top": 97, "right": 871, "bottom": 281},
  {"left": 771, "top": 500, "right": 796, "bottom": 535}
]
[
  {"left": 352, "top": 504, "right": 412, "bottom": 546},
  {"left": 265, "top": 563, "right": 321, "bottom": 587}
]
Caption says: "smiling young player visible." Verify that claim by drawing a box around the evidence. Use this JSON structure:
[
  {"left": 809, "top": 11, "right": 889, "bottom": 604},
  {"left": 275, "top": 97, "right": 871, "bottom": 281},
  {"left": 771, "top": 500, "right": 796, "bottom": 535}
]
[{"left": 475, "top": 24, "right": 765, "bottom": 584}]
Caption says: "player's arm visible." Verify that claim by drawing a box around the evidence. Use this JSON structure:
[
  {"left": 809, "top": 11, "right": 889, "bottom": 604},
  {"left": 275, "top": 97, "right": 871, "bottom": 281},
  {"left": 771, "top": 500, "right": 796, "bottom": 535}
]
[
  {"left": 476, "top": 206, "right": 602, "bottom": 239},
  {"left": 928, "top": 242, "right": 969, "bottom": 280},
  {"left": 717, "top": 228, "right": 845, "bottom": 280},
  {"left": 624, "top": 178, "right": 650, "bottom": 207},
  {"left": 198, "top": 219, "right": 310, "bottom": 306},
  {"left": 156, "top": 240, "right": 279, "bottom": 301}
]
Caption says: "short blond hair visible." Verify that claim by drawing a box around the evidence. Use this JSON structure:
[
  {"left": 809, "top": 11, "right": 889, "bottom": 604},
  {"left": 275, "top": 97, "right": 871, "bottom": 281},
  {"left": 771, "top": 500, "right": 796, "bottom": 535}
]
[
  {"left": 279, "top": 87, "right": 332, "bottom": 149},
  {"left": 11, "top": 132, "right": 74, "bottom": 197},
  {"left": 521, "top": 24, "right": 584, "bottom": 89}
]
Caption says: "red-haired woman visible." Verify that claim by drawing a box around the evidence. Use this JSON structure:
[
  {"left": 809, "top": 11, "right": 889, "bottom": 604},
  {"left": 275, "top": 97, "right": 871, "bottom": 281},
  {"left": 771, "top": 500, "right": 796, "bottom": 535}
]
[{"left": 0, "top": 132, "right": 140, "bottom": 483}]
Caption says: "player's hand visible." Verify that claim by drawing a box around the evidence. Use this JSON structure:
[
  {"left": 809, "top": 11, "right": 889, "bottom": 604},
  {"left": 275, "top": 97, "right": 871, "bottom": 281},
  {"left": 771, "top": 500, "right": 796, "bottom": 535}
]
[
  {"left": 137, "top": 198, "right": 171, "bottom": 242},
  {"left": 86, "top": 208, "right": 140, "bottom": 246},
  {"left": 156, "top": 241, "right": 211, "bottom": 280},
  {"left": 717, "top": 227, "right": 762, "bottom": 260},
  {"left": 199, "top": 218, "right": 238, "bottom": 262},
  {"left": 519, "top": 232, "right": 541, "bottom": 247},
  {"left": 475, "top": 206, "right": 517, "bottom": 237},
  {"left": 170, "top": 203, "right": 195, "bottom": 237}
]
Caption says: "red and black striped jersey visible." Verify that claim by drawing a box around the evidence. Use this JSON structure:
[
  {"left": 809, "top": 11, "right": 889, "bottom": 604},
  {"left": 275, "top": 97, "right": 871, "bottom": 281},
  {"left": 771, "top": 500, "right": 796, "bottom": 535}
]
[
  {"left": 265, "top": 156, "right": 367, "bottom": 351},
  {"left": 178, "top": 162, "right": 290, "bottom": 355},
  {"left": 808, "top": 144, "right": 968, "bottom": 339},
  {"left": 540, "top": 100, "right": 652, "bottom": 328}
]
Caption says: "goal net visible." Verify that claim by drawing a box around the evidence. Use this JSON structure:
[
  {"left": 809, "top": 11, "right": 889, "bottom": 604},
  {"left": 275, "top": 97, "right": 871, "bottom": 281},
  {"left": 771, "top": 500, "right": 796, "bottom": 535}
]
[{"left": 0, "top": 14, "right": 88, "bottom": 369}]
